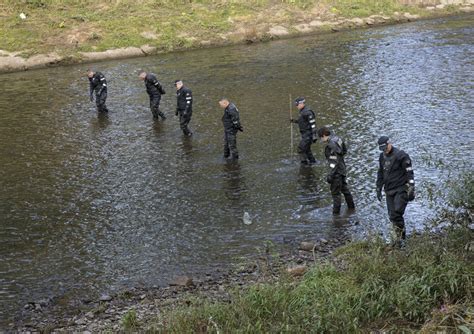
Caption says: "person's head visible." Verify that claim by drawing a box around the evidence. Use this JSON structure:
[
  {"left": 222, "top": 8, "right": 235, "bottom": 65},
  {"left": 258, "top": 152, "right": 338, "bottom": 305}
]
[
  {"left": 87, "top": 69, "right": 94, "bottom": 78},
  {"left": 317, "top": 127, "right": 331, "bottom": 142},
  {"left": 294, "top": 97, "right": 305, "bottom": 110},
  {"left": 378, "top": 136, "right": 392, "bottom": 154},
  {"left": 174, "top": 80, "right": 183, "bottom": 90},
  {"left": 138, "top": 71, "right": 147, "bottom": 81},
  {"left": 219, "top": 98, "right": 230, "bottom": 109}
]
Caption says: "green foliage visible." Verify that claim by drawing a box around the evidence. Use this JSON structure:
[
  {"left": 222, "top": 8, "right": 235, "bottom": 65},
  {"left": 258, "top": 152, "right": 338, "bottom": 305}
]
[
  {"left": 121, "top": 308, "right": 139, "bottom": 330},
  {"left": 153, "top": 226, "right": 473, "bottom": 332},
  {"left": 326, "top": 0, "right": 405, "bottom": 18}
]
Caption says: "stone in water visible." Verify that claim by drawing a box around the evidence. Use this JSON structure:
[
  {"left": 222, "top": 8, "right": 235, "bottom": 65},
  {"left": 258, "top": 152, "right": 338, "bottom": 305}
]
[{"left": 243, "top": 212, "right": 252, "bottom": 225}]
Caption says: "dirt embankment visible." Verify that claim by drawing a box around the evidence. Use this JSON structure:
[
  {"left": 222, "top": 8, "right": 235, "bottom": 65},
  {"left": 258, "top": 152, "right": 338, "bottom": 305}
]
[{"left": 0, "top": 1, "right": 473, "bottom": 74}]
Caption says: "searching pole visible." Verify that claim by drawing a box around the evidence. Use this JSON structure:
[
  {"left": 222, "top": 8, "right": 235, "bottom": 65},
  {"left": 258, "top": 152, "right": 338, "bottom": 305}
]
[{"left": 289, "top": 94, "right": 294, "bottom": 157}]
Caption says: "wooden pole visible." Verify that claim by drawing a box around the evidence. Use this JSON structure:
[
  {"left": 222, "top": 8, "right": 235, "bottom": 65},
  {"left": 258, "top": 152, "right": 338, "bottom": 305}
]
[{"left": 289, "top": 94, "right": 293, "bottom": 157}]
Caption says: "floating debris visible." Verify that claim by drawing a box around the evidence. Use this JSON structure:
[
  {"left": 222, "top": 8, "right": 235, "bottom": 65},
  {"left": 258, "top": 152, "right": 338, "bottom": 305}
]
[{"left": 243, "top": 211, "right": 252, "bottom": 225}]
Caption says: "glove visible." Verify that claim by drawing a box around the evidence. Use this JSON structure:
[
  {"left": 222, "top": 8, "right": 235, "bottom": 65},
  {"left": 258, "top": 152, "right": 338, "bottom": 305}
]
[
  {"left": 290, "top": 118, "right": 297, "bottom": 124},
  {"left": 90, "top": 94, "right": 93, "bottom": 102},
  {"left": 175, "top": 109, "right": 179, "bottom": 116},
  {"left": 237, "top": 126, "right": 243, "bottom": 132},
  {"left": 376, "top": 189, "right": 383, "bottom": 202},
  {"left": 407, "top": 185, "right": 415, "bottom": 201},
  {"left": 326, "top": 175, "right": 333, "bottom": 184}
]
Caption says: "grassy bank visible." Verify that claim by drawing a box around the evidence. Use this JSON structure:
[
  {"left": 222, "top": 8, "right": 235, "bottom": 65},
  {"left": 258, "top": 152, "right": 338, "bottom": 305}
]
[
  {"left": 0, "top": 0, "right": 466, "bottom": 59},
  {"left": 149, "top": 229, "right": 472, "bottom": 332},
  {"left": 139, "top": 173, "right": 473, "bottom": 333}
]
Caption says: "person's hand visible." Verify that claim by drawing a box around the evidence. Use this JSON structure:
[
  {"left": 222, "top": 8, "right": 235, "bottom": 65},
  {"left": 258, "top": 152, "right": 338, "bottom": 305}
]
[
  {"left": 238, "top": 126, "right": 244, "bottom": 132},
  {"left": 326, "top": 175, "right": 333, "bottom": 184},
  {"left": 175, "top": 109, "right": 179, "bottom": 116},
  {"left": 407, "top": 185, "right": 415, "bottom": 201},
  {"left": 290, "top": 118, "right": 296, "bottom": 123},
  {"left": 376, "top": 189, "right": 383, "bottom": 202}
]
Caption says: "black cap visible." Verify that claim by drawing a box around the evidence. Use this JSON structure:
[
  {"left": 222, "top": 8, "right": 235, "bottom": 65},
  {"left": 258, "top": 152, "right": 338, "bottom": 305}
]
[
  {"left": 377, "top": 136, "right": 389, "bottom": 145},
  {"left": 294, "top": 97, "right": 305, "bottom": 105},
  {"left": 174, "top": 79, "right": 182, "bottom": 86}
]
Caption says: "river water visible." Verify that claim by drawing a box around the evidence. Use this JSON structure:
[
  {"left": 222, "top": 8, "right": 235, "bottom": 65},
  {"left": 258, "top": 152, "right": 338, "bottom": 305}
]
[{"left": 1, "top": 15, "right": 473, "bottom": 327}]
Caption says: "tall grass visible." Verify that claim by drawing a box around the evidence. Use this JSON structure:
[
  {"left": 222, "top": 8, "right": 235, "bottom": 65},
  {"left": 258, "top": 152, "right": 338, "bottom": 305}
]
[{"left": 152, "top": 227, "right": 472, "bottom": 332}]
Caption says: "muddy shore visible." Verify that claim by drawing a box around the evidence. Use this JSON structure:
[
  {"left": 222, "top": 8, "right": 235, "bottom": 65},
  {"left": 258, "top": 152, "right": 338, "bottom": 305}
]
[{"left": 15, "top": 232, "right": 353, "bottom": 332}]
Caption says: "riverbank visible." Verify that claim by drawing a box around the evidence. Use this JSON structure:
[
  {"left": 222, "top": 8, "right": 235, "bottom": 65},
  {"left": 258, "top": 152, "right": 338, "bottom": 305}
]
[
  {"left": 15, "top": 171, "right": 473, "bottom": 332},
  {"left": 1, "top": 0, "right": 473, "bottom": 73},
  {"left": 17, "top": 224, "right": 473, "bottom": 332},
  {"left": 16, "top": 227, "right": 352, "bottom": 332}
]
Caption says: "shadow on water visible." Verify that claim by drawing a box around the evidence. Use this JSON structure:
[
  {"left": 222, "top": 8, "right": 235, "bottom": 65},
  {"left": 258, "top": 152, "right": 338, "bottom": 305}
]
[
  {"left": 296, "top": 165, "right": 321, "bottom": 209},
  {"left": 93, "top": 112, "right": 111, "bottom": 130},
  {"left": 222, "top": 161, "right": 246, "bottom": 203},
  {"left": 0, "top": 15, "right": 473, "bottom": 327}
]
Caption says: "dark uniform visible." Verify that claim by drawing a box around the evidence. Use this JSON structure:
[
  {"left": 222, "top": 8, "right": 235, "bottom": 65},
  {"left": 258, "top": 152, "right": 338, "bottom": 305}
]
[
  {"left": 292, "top": 105, "right": 317, "bottom": 164},
  {"left": 376, "top": 138, "right": 415, "bottom": 240},
  {"left": 222, "top": 102, "right": 242, "bottom": 160},
  {"left": 176, "top": 85, "right": 193, "bottom": 136},
  {"left": 89, "top": 71, "right": 109, "bottom": 113},
  {"left": 144, "top": 73, "right": 166, "bottom": 119},
  {"left": 325, "top": 135, "right": 355, "bottom": 214}
]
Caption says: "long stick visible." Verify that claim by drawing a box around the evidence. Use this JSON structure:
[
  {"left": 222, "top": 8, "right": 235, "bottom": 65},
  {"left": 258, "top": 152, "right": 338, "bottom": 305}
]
[{"left": 289, "top": 94, "right": 293, "bottom": 157}]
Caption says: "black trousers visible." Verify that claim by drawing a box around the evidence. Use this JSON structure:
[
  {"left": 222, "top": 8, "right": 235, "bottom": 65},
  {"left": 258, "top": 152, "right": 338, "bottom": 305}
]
[
  {"left": 298, "top": 133, "right": 315, "bottom": 164},
  {"left": 224, "top": 129, "right": 238, "bottom": 159},
  {"left": 149, "top": 95, "right": 165, "bottom": 119},
  {"left": 178, "top": 109, "right": 192, "bottom": 135},
  {"left": 386, "top": 190, "right": 408, "bottom": 239},
  {"left": 95, "top": 90, "right": 108, "bottom": 112},
  {"left": 330, "top": 175, "right": 355, "bottom": 213}
]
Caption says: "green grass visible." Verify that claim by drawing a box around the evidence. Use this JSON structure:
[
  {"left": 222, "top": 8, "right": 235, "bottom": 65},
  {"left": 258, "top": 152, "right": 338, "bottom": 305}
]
[
  {"left": 150, "top": 227, "right": 473, "bottom": 332},
  {"left": 121, "top": 308, "right": 139, "bottom": 330},
  {"left": 0, "top": 0, "right": 459, "bottom": 58},
  {"left": 326, "top": 0, "right": 404, "bottom": 18}
]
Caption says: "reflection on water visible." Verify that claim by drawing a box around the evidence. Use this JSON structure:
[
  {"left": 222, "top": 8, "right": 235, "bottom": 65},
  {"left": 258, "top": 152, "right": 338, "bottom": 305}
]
[
  {"left": 222, "top": 162, "right": 246, "bottom": 203},
  {"left": 94, "top": 112, "right": 111, "bottom": 131},
  {"left": 0, "top": 15, "right": 473, "bottom": 327},
  {"left": 297, "top": 165, "right": 320, "bottom": 208}
]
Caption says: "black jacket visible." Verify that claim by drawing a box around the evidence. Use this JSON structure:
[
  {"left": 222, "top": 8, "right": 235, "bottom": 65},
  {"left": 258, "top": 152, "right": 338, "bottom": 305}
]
[
  {"left": 89, "top": 71, "right": 107, "bottom": 96},
  {"left": 222, "top": 103, "right": 241, "bottom": 132},
  {"left": 144, "top": 73, "right": 165, "bottom": 97},
  {"left": 176, "top": 86, "right": 193, "bottom": 112},
  {"left": 325, "top": 135, "right": 348, "bottom": 178},
  {"left": 296, "top": 106, "right": 317, "bottom": 140},
  {"left": 377, "top": 147, "right": 415, "bottom": 193}
]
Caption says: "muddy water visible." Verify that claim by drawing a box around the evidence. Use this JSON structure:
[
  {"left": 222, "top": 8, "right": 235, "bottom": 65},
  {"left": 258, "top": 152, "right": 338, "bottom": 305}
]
[{"left": 1, "top": 15, "right": 473, "bottom": 326}]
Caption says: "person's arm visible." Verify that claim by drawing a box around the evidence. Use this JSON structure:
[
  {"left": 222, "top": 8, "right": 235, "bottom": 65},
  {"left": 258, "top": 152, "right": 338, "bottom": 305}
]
[
  {"left": 308, "top": 110, "right": 317, "bottom": 142},
  {"left": 326, "top": 143, "right": 339, "bottom": 183},
  {"left": 184, "top": 89, "right": 192, "bottom": 114},
  {"left": 402, "top": 152, "right": 415, "bottom": 201},
  {"left": 151, "top": 76, "right": 165, "bottom": 94},
  {"left": 376, "top": 154, "right": 384, "bottom": 201},
  {"left": 229, "top": 106, "right": 242, "bottom": 131},
  {"left": 89, "top": 78, "right": 95, "bottom": 101},
  {"left": 97, "top": 73, "right": 107, "bottom": 95}
]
